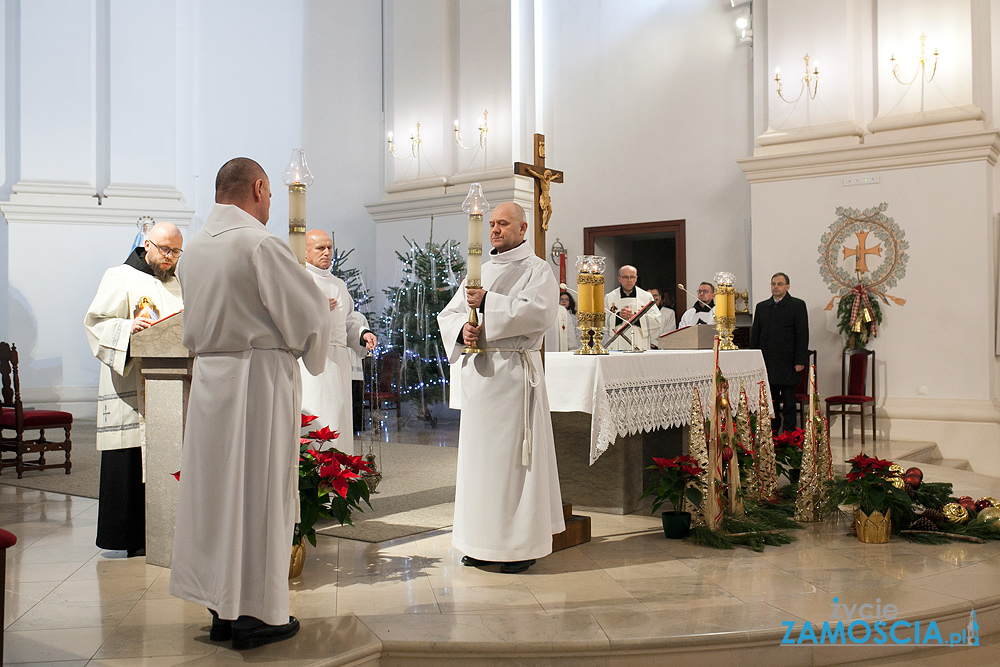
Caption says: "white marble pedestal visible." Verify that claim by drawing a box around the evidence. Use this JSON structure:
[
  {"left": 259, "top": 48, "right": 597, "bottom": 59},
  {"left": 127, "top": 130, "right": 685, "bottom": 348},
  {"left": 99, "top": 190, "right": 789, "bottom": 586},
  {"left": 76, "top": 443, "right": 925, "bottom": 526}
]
[{"left": 131, "top": 312, "right": 191, "bottom": 568}]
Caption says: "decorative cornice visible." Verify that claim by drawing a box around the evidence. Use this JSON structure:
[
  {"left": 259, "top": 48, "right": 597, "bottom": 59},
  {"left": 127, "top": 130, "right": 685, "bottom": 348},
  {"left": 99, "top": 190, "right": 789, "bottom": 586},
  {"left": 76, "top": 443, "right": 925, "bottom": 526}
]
[
  {"left": 0, "top": 181, "right": 194, "bottom": 226},
  {"left": 882, "top": 397, "right": 1000, "bottom": 424},
  {"left": 738, "top": 128, "right": 1000, "bottom": 183},
  {"left": 366, "top": 175, "right": 533, "bottom": 223}
]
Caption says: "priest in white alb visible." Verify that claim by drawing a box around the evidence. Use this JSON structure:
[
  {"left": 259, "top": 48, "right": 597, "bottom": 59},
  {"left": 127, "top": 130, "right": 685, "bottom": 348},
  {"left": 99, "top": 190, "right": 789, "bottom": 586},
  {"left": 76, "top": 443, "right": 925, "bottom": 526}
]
[
  {"left": 604, "top": 265, "right": 661, "bottom": 351},
  {"left": 300, "top": 229, "right": 377, "bottom": 455},
  {"left": 438, "top": 202, "right": 565, "bottom": 574},
  {"left": 170, "top": 158, "right": 330, "bottom": 650}
]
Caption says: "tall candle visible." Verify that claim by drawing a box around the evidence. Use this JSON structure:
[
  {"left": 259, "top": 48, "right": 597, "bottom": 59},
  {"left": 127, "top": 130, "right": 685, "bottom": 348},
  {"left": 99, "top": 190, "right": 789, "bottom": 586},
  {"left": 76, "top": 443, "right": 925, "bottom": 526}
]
[
  {"left": 288, "top": 185, "right": 306, "bottom": 265},
  {"left": 728, "top": 292, "right": 736, "bottom": 319},
  {"left": 466, "top": 215, "right": 483, "bottom": 284},
  {"left": 715, "top": 291, "right": 729, "bottom": 318},
  {"left": 577, "top": 273, "right": 594, "bottom": 312}
]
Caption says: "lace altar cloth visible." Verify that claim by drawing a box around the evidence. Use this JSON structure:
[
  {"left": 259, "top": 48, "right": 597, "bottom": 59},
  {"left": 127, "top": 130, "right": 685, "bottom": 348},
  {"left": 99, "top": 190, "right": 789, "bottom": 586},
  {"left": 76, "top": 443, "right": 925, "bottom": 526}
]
[{"left": 545, "top": 350, "right": 772, "bottom": 464}]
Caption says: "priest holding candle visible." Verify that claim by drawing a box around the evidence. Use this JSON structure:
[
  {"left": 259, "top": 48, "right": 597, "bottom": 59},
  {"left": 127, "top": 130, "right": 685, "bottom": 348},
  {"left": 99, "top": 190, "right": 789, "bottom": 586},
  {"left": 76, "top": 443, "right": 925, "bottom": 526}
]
[{"left": 438, "top": 194, "right": 565, "bottom": 575}]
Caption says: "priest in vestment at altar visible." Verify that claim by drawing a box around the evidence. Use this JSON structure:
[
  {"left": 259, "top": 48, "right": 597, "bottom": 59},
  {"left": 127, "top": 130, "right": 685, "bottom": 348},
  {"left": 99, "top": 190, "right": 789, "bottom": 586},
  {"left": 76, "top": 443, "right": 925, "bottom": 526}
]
[
  {"left": 438, "top": 202, "right": 565, "bottom": 574},
  {"left": 84, "top": 222, "right": 184, "bottom": 557},
  {"left": 604, "top": 265, "right": 661, "bottom": 351},
  {"left": 300, "top": 230, "right": 377, "bottom": 454}
]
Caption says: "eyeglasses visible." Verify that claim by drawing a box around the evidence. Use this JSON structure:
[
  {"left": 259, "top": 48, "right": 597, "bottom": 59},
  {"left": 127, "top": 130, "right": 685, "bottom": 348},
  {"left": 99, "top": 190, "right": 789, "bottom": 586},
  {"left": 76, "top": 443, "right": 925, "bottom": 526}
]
[{"left": 148, "top": 241, "right": 183, "bottom": 258}]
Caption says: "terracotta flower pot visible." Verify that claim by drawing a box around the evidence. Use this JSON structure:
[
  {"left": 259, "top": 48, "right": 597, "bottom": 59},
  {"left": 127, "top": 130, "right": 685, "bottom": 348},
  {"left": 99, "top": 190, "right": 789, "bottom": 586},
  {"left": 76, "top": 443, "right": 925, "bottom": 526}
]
[
  {"left": 289, "top": 537, "right": 306, "bottom": 579},
  {"left": 661, "top": 511, "right": 692, "bottom": 539},
  {"left": 854, "top": 508, "right": 891, "bottom": 544}
]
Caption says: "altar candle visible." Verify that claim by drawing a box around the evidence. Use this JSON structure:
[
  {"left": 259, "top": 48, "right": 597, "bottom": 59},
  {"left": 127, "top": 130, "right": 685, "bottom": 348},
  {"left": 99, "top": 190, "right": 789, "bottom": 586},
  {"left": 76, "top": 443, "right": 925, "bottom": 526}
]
[
  {"left": 715, "top": 291, "right": 729, "bottom": 318},
  {"left": 728, "top": 292, "right": 736, "bottom": 319},
  {"left": 466, "top": 215, "right": 483, "bottom": 284},
  {"left": 577, "top": 273, "right": 594, "bottom": 312},
  {"left": 591, "top": 281, "right": 603, "bottom": 313},
  {"left": 288, "top": 186, "right": 306, "bottom": 265}
]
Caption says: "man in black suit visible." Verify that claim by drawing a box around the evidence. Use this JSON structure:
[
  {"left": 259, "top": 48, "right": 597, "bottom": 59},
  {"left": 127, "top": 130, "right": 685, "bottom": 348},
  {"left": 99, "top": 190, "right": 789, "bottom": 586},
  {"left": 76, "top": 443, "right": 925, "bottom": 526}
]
[{"left": 749, "top": 272, "right": 809, "bottom": 433}]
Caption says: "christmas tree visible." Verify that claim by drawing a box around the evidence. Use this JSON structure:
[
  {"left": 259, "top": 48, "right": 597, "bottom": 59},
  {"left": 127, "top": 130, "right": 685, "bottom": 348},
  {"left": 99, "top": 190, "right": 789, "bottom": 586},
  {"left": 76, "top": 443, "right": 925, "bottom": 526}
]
[
  {"left": 381, "top": 233, "right": 465, "bottom": 421},
  {"left": 330, "top": 245, "right": 375, "bottom": 322}
]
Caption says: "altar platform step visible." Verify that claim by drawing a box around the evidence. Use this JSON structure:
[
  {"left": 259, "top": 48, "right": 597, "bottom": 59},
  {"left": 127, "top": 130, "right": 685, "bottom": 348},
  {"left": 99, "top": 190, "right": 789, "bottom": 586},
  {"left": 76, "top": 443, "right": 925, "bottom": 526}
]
[{"left": 829, "top": 437, "right": 974, "bottom": 472}]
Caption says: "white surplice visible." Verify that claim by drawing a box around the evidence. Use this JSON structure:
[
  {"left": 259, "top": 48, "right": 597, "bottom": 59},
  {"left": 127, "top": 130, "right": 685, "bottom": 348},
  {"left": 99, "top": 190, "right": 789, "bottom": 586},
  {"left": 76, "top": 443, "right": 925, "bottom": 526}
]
[
  {"left": 169, "top": 203, "right": 330, "bottom": 626},
  {"left": 603, "top": 286, "right": 661, "bottom": 351},
  {"left": 438, "top": 242, "right": 565, "bottom": 562},
  {"left": 84, "top": 255, "right": 183, "bottom": 456},
  {"left": 679, "top": 305, "right": 716, "bottom": 327},
  {"left": 651, "top": 306, "right": 677, "bottom": 348},
  {"left": 300, "top": 263, "right": 367, "bottom": 455},
  {"left": 545, "top": 304, "right": 581, "bottom": 352}
]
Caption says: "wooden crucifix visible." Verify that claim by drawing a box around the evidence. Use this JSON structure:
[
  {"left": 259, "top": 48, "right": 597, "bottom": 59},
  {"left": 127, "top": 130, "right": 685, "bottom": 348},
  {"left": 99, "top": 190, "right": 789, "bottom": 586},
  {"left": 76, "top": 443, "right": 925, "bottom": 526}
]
[{"left": 514, "top": 133, "right": 564, "bottom": 260}]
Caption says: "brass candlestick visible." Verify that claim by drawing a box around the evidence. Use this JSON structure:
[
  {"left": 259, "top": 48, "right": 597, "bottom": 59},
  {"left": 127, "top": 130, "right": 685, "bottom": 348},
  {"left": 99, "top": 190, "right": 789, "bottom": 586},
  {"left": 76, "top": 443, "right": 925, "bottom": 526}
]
[
  {"left": 714, "top": 272, "right": 738, "bottom": 350},
  {"left": 574, "top": 255, "right": 609, "bottom": 355}
]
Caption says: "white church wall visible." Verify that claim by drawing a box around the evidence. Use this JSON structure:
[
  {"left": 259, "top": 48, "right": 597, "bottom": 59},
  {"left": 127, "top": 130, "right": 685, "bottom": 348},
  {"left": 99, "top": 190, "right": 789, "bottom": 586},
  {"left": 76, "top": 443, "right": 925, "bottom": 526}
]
[
  {"left": 299, "top": 0, "right": 383, "bottom": 296},
  {"left": 538, "top": 0, "right": 753, "bottom": 302},
  {"left": 0, "top": 3, "right": 8, "bottom": 343},
  {"left": 751, "top": 160, "right": 1000, "bottom": 474},
  {"left": 875, "top": 0, "right": 973, "bottom": 119}
]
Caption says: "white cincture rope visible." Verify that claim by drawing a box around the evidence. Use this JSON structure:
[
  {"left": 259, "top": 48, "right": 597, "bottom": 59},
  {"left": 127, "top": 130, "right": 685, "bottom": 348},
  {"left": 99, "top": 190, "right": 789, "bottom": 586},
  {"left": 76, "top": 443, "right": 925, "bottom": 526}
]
[{"left": 476, "top": 347, "right": 540, "bottom": 467}]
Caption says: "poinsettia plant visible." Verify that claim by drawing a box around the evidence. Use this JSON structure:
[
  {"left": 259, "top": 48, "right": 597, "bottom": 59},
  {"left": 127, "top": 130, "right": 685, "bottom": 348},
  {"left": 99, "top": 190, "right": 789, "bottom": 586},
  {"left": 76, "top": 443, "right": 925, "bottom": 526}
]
[
  {"left": 640, "top": 455, "right": 705, "bottom": 514},
  {"left": 295, "top": 414, "right": 373, "bottom": 547},
  {"left": 826, "top": 453, "right": 912, "bottom": 518},
  {"left": 773, "top": 428, "right": 805, "bottom": 484}
]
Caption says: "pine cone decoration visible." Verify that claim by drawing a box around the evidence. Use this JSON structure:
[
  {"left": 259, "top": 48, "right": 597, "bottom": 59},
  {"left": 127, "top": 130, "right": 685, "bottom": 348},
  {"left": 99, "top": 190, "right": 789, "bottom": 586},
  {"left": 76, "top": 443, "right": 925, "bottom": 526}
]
[
  {"left": 904, "top": 482, "right": 916, "bottom": 498},
  {"left": 921, "top": 508, "right": 946, "bottom": 525},
  {"left": 909, "top": 517, "right": 939, "bottom": 531}
]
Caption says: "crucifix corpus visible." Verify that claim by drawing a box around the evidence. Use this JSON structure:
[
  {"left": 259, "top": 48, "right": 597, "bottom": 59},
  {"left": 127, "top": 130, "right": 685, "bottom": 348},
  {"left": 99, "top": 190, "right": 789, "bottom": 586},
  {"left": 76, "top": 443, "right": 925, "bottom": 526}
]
[{"left": 514, "top": 133, "right": 564, "bottom": 260}]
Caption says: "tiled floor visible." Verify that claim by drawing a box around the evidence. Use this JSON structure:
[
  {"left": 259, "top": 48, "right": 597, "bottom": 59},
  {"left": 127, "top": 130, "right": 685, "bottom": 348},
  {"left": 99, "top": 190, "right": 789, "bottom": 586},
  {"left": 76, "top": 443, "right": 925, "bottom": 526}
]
[{"left": 6, "top": 443, "right": 1000, "bottom": 665}]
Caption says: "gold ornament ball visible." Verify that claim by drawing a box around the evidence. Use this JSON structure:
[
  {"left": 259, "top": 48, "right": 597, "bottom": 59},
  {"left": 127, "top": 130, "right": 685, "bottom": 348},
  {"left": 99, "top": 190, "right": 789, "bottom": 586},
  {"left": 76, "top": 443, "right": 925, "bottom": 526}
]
[
  {"left": 888, "top": 464, "right": 904, "bottom": 477},
  {"left": 942, "top": 502, "right": 970, "bottom": 525},
  {"left": 982, "top": 496, "right": 1000, "bottom": 508},
  {"left": 972, "top": 507, "right": 1000, "bottom": 531}
]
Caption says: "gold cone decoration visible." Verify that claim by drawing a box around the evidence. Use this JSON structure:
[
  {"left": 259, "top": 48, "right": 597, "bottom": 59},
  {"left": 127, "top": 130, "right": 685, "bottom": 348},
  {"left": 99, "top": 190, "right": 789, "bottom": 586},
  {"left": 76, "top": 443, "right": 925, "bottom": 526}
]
[
  {"left": 735, "top": 382, "right": 759, "bottom": 502},
  {"left": 706, "top": 336, "right": 724, "bottom": 530},
  {"left": 794, "top": 411, "right": 832, "bottom": 523},
  {"left": 755, "top": 382, "right": 778, "bottom": 501},
  {"left": 685, "top": 387, "right": 709, "bottom": 527},
  {"left": 724, "top": 379, "right": 743, "bottom": 516}
]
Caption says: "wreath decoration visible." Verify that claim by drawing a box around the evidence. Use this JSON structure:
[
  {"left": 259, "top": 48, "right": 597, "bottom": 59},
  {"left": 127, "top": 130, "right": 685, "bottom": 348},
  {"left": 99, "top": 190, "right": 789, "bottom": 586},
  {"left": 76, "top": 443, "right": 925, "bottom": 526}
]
[{"left": 818, "top": 203, "right": 908, "bottom": 349}]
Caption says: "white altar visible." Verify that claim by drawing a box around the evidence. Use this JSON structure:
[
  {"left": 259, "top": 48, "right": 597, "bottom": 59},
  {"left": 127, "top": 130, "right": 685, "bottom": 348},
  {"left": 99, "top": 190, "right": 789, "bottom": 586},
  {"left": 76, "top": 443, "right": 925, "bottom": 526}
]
[{"left": 545, "top": 349, "right": 772, "bottom": 464}]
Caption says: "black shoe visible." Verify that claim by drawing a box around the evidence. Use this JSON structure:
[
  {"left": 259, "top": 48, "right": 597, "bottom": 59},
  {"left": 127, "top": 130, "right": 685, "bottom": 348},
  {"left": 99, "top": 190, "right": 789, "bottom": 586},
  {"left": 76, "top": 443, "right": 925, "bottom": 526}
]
[
  {"left": 231, "top": 616, "right": 300, "bottom": 650},
  {"left": 208, "top": 609, "right": 232, "bottom": 642},
  {"left": 500, "top": 559, "right": 536, "bottom": 574},
  {"left": 126, "top": 547, "right": 146, "bottom": 558},
  {"left": 461, "top": 555, "right": 495, "bottom": 567}
]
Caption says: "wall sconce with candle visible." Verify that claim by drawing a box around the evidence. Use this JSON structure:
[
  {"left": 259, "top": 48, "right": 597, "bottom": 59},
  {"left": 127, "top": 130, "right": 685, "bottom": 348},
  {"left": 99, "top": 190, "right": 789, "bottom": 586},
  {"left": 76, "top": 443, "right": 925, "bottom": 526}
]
[
  {"left": 281, "top": 148, "right": 313, "bottom": 266},
  {"left": 454, "top": 109, "right": 488, "bottom": 151},
  {"left": 775, "top": 54, "right": 819, "bottom": 104},
  {"left": 890, "top": 33, "right": 938, "bottom": 86},
  {"left": 387, "top": 122, "right": 422, "bottom": 160}
]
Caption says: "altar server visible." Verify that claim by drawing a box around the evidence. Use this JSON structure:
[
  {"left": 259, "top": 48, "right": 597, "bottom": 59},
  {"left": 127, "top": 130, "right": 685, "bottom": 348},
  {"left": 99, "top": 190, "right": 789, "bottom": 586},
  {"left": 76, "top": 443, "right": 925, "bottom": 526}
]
[
  {"left": 300, "top": 229, "right": 377, "bottom": 454},
  {"left": 84, "top": 222, "right": 184, "bottom": 557},
  {"left": 438, "top": 202, "right": 565, "bottom": 574},
  {"left": 170, "top": 158, "right": 330, "bottom": 650},
  {"left": 678, "top": 282, "right": 717, "bottom": 327},
  {"left": 547, "top": 291, "right": 581, "bottom": 352},
  {"left": 604, "top": 265, "right": 661, "bottom": 350}
]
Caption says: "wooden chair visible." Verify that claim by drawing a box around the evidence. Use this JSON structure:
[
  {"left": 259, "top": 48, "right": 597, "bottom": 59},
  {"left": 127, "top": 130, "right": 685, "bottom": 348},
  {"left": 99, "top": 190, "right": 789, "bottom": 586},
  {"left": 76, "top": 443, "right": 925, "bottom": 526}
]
[
  {"left": 362, "top": 349, "right": 402, "bottom": 431},
  {"left": 825, "top": 348, "right": 876, "bottom": 447},
  {"left": 0, "top": 342, "right": 73, "bottom": 478},
  {"left": 794, "top": 349, "right": 818, "bottom": 428}
]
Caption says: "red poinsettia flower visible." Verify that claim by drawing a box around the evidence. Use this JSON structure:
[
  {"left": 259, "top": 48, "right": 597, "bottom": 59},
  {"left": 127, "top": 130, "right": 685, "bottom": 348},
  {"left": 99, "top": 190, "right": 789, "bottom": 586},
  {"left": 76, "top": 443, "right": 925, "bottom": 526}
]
[
  {"left": 306, "top": 426, "right": 339, "bottom": 442},
  {"left": 652, "top": 457, "right": 680, "bottom": 469},
  {"left": 301, "top": 414, "right": 320, "bottom": 428},
  {"left": 774, "top": 428, "right": 805, "bottom": 447},
  {"left": 680, "top": 463, "right": 705, "bottom": 477}
]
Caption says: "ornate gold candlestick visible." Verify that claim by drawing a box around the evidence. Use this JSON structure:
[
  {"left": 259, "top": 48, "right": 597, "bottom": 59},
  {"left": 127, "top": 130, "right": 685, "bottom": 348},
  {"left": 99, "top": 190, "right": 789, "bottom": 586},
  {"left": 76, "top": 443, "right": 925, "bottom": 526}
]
[
  {"left": 462, "top": 183, "right": 488, "bottom": 354},
  {"left": 574, "top": 255, "right": 608, "bottom": 355},
  {"left": 714, "top": 271, "right": 738, "bottom": 350}
]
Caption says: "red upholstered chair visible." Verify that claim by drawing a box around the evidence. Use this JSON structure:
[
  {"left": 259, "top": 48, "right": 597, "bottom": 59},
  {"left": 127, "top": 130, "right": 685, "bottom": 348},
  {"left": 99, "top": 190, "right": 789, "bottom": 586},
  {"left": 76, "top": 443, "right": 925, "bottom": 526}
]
[
  {"left": 825, "top": 348, "right": 876, "bottom": 447},
  {"left": 1, "top": 527, "right": 16, "bottom": 662},
  {"left": 794, "top": 349, "right": 818, "bottom": 428},
  {"left": 363, "top": 349, "right": 402, "bottom": 431},
  {"left": 0, "top": 342, "right": 73, "bottom": 478}
]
